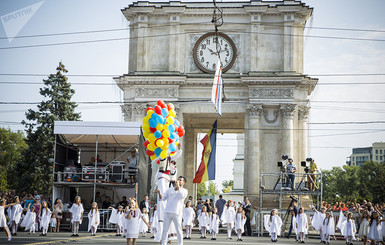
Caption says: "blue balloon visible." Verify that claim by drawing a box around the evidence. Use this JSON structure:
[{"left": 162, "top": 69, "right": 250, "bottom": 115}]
[
  {"left": 154, "top": 130, "right": 162, "bottom": 139},
  {"left": 151, "top": 113, "right": 157, "bottom": 120},
  {"left": 174, "top": 119, "right": 180, "bottom": 128},
  {"left": 156, "top": 115, "right": 164, "bottom": 124},
  {"left": 154, "top": 147, "right": 162, "bottom": 157},
  {"left": 174, "top": 135, "right": 179, "bottom": 142},
  {"left": 168, "top": 124, "right": 175, "bottom": 132},
  {"left": 163, "top": 118, "right": 167, "bottom": 124},
  {"left": 169, "top": 143, "right": 176, "bottom": 152},
  {"left": 161, "top": 108, "right": 169, "bottom": 117},
  {"left": 169, "top": 132, "right": 176, "bottom": 139},
  {"left": 149, "top": 119, "right": 157, "bottom": 128}
]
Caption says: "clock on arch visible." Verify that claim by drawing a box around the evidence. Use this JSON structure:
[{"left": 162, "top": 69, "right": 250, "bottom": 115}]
[{"left": 193, "top": 32, "right": 237, "bottom": 73}]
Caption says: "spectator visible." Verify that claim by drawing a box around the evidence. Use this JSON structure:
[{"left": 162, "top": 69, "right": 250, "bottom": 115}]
[
  {"left": 119, "top": 196, "right": 128, "bottom": 208},
  {"left": 287, "top": 200, "right": 298, "bottom": 240},
  {"left": 242, "top": 197, "right": 252, "bottom": 236},
  {"left": 139, "top": 195, "right": 150, "bottom": 214},
  {"left": 102, "top": 196, "right": 113, "bottom": 209},
  {"left": 215, "top": 195, "right": 226, "bottom": 225},
  {"left": 54, "top": 198, "right": 63, "bottom": 232},
  {"left": 127, "top": 149, "right": 138, "bottom": 183},
  {"left": 285, "top": 158, "right": 296, "bottom": 190}
]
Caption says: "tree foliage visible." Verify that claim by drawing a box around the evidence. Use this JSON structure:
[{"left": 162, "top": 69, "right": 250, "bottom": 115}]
[
  {"left": 222, "top": 179, "right": 234, "bottom": 193},
  {"left": 21, "top": 62, "right": 81, "bottom": 194},
  {"left": 0, "top": 128, "right": 27, "bottom": 192},
  {"left": 321, "top": 161, "right": 385, "bottom": 204},
  {"left": 196, "top": 181, "right": 219, "bottom": 199}
]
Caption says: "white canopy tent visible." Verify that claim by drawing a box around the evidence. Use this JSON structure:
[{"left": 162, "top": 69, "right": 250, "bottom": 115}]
[{"left": 53, "top": 121, "right": 141, "bottom": 204}]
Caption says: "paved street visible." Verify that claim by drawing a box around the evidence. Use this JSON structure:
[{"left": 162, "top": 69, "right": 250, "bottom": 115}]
[{"left": 0, "top": 232, "right": 352, "bottom": 244}]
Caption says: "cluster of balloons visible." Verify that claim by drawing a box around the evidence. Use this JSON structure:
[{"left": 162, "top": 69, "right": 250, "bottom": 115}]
[{"left": 142, "top": 100, "right": 185, "bottom": 161}]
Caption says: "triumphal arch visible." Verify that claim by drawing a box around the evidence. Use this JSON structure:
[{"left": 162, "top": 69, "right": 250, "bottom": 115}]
[{"left": 115, "top": 1, "right": 317, "bottom": 204}]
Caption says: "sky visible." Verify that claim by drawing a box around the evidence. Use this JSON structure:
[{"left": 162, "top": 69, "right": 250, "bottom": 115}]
[{"left": 0, "top": 0, "right": 385, "bottom": 190}]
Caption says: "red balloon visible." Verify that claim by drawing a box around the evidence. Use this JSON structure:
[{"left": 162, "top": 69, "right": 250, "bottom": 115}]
[
  {"left": 178, "top": 125, "right": 184, "bottom": 133},
  {"left": 146, "top": 107, "right": 152, "bottom": 111},
  {"left": 150, "top": 127, "right": 157, "bottom": 133},
  {"left": 173, "top": 124, "right": 178, "bottom": 132},
  {"left": 167, "top": 104, "right": 173, "bottom": 111},
  {"left": 144, "top": 140, "right": 150, "bottom": 148},
  {"left": 168, "top": 138, "right": 174, "bottom": 144},
  {"left": 170, "top": 150, "right": 177, "bottom": 155},
  {"left": 146, "top": 149, "right": 154, "bottom": 156},
  {"left": 157, "top": 100, "right": 164, "bottom": 106},
  {"left": 154, "top": 105, "right": 162, "bottom": 115},
  {"left": 178, "top": 130, "right": 185, "bottom": 137}
]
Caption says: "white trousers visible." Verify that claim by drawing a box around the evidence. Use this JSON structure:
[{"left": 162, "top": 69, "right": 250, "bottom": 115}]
[{"left": 161, "top": 213, "right": 183, "bottom": 245}]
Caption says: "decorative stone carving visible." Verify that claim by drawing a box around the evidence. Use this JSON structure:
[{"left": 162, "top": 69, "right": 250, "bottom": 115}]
[
  {"left": 298, "top": 106, "right": 310, "bottom": 120},
  {"left": 132, "top": 103, "right": 147, "bottom": 117},
  {"left": 249, "top": 88, "right": 294, "bottom": 99},
  {"left": 135, "top": 87, "right": 178, "bottom": 98},
  {"left": 246, "top": 104, "right": 263, "bottom": 118},
  {"left": 280, "top": 104, "right": 296, "bottom": 118},
  {"left": 263, "top": 109, "right": 279, "bottom": 124},
  {"left": 121, "top": 104, "right": 132, "bottom": 121}
]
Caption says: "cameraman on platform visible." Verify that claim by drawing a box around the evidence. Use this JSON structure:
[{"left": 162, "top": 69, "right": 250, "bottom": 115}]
[
  {"left": 285, "top": 158, "right": 296, "bottom": 190},
  {"left": 307, "top": 159, "right": 318, "bottom": 191}
]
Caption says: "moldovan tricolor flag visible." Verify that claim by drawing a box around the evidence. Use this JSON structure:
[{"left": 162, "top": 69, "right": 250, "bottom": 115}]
[
  {"left": 211, "top": 59, "right": 223, "bottom": 116},
  {"left": 193, "top": 120, "right": 217, "bottom": 183}
]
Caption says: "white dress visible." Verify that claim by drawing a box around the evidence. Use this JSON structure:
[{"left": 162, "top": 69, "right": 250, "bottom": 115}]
[
  {"left": 39, "top": 208, "right": 51, "bottom": 230},
  {"left": 198, "top": 212, "right": 210, "bottom": 230},
  {"left": 182, "top": 207, "right": 195, "bottom": 227},
  {"left": 109, "top": 208, "right": 124, "bottom": 228},
  {"left": 0, "top": 206, "right": 7, "bottom": 227},
  {"left": 367, "top": 220, "right": 383, "bottom": 241},
  {"left": 358, "top": 218, "right": 370, "bottom": 237},
  {"left": 341, "top": 219, "right": 356, "bottom": 240},
  {"left": 235, "top": 213, "right": 246, "bottom": 233},
  {"left": 311, "top": 210, "right": 326, "bottom": 231},
  {"left": 139, "top": 213, "right": 149, "bottom": 233},
  {"left": 7, "top": 204, "right": 23, "bottom": 225},
  {"left": 336, "top": 210, "right": 347, "bottom": 230},
  {"left": 295, "top": 213, "right": 308, "bottom": 234},
  {"left": 210, "top": 214, "right": 219, "bottom": 234},
  {"left": 222, "top": 206, "right": 236, "bottom": 229},
  {"left": 264, "top": 215, "right": 283, "bottom": 236},
  {"left": 87, "top": 209, "right": 100, "bottom": 231},
  {"left": 70, "top": 203, "right": 84, "bottom": 224},
  {"left": 50, "top": 218, "right": 56, "bottom": 228},
  {"left": 150, "top": 210, "right": 159, "bottom": 234},
  {"left": 321, "top": 217, "right": 335, "bottom": 236},
  {"left": 21, "top": 210, "right": 36, "bottom": 231},
  {"left": 125, "top": 209, "right": 143, "bottom": 238}
]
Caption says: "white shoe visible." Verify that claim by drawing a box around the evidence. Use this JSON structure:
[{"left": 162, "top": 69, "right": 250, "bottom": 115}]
[{"left": 8, "top": 236, "right": 12, "bottom": 241}]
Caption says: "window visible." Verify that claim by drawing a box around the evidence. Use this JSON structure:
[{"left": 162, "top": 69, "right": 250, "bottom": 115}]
[
  {"left": 381, "top": 156, "right": 383, "bottom": 161},
  {"left": 375, "top": 149, "right": 378, "bottom": 154},
  {"left": 376, "top": 156, "right": 379, "bottom": 161},
  {"left": 380, "top": 149, "right": 383, "bottom": 154}
]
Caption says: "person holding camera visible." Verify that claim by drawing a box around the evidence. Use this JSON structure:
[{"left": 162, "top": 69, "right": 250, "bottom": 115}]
[
  {"left": 307, "top": 159, "right": 318, "bottom": 191},
  {"left": 285, "top": 158, "right": 296, "bottom": 190}
]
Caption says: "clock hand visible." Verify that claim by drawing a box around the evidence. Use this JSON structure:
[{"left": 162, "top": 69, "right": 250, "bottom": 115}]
[{"left": 207, "top": 48, "right": 218, "bottom": 55}]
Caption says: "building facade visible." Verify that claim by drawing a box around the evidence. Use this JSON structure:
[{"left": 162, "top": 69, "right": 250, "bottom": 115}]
[
  {"left": 348, "top": 142, "right": 385, "bottom": 166},
  {"left": 115, "top": 1, "right": 317, "bottom": 203}
]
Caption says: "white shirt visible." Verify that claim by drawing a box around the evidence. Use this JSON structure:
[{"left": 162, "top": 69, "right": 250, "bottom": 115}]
[
  {"left": 170, "top": 148, "right": 182, "bottom": 162},
  {"left": 161, "top": 186, "right": 188, "bottom": 215}
]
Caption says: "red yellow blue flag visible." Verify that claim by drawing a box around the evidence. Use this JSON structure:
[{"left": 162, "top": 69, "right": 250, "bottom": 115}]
[
  {"left": 193, "top": 120, "right": 217, "bottom": 183},
  {"left": 211, "top": 59, "right": 223, "bottom": 116}
]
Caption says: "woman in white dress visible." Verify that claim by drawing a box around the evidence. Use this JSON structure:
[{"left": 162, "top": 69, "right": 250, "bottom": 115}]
[
  {"left": 295, "top": 207, "right": 308, "bottom": 243},
  {"left": 7, "top": 196, "right": 23, "bottom": 236},
  {"left": 264, "top": 209, "right": 282, "bottom": 242},
  {"left": 321, "top": 211, "right": 335, "bottom": 244},
  {"left": 39, "top": 201, "right": 51, "bottom": 236},
  {"left": 108, "top": 205, "right": 124, "bottom": 236},
  {"left": 198, "top": 206, "right": 210, "bottom": 239},
  {"left": 150, "top": 204, "right": 159, "bottom": 239},
  {"left": 88, "top": 202, "right": 100, "bottom": 236},
  {"left": 222, "top": 200, "right": 236, "bottom": 240},
  {"left": 125, "top": 199, "right": 150, "bottom": 245},
  {"left": 367, "top": 212, "right": 383, "bottom": 245},
  {"left": 139, "top": 207, "right": 149, "bottom": 237},
  {"left": 0, "top": 198, "right": 19, "bottom": 241},
  {"left": 210, "top": 207, "right": 219, "bottom": 240},
  {"left": 182, "top": 201, "right": 195, "bottom": 240},
  {"left": 235, "top": 207, "right": 246, "bottom": 241},
  {"left": 21, "top": 206, "right": 36, "bottom": 234},
  {"left": 70, "top": 196, "right": 84, "bottom": 237},
  {"left": 357, "top": 209, "right": 370, "bottom": 245}
]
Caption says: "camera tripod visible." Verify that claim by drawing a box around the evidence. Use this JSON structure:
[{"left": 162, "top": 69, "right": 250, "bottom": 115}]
[
  {"left": 296, "top": 170, "right": 318, "bottom": 191},
  {"left": 273, "top": 167, "right": 287, "bottom": 190},
  {"left": 281, "top": 196, "right": 298, "bottom": 236}
]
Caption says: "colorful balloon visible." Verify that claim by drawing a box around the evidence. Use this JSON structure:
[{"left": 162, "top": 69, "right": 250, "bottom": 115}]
[
  {"left": 154, "top": 105, "right": 162, "bottom": 115},
  {"left": 169, "top": 143, "right": 176, "bottom": 152},
  {"left": 162, "top": 129, "right": 170, "bottom": 138},
  {"left": 174, "top": 119, "right": 180, "bottom": 128},
  {"left": 166, "top": 116, "right": 174, "bottom": 125},
  {"left": 148, "top": 133, "right": 156, "bottom": 143},
  {"left": 160, "top": 150, "right": 168, "bottom": 159},
  {"left": 150, "top": 127, "right": 157, "bottom": 133},
  {"left": 156, "top": 114, "right": 164, "bottom": 124},
  {"left": 154, "top": 147, "right": 162, "bottom": 157},
  {"left": 168, "top": 124, "right": 175, "bottom": 133},
  {"left": 144, "top": 140, "right": 150, "bottom": 148},
  {"left": 154, "top": 130, "right": 162, "bottom": 139},
  {"left": 147, "top": 143, "right": 156, "bottom": 151},
  {"left": 167, "top": 103, "right": 174, "bottom": 111},
  {"left": 149, "top": 118, "right": 157, "bottom": 128},
  {"left": 156, "top": 124, "right": 164, "bottom": 131},
  {"left": 156, "top": 139, "right": 164, "bottom": 147},
  {"left": 169, "top": 110, "right": 176, "bottom": 118},
  {"left": 147, "top": 110, "right": 154, "bottom": 117},
  {"left": 161, "top": 108, "right": 169, "bottom": 117},
  {"left": 146, "top": 149, "right": 154, "bottom": 156},
  {"left": 150, "top": 155, "right": 157, "bottom": 161}
]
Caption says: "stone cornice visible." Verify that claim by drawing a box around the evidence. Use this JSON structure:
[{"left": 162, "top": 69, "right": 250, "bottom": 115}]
[
  {"left": 246, "top": 104, "right": 263, "bottom": 118},
  {"left": 280, "top": 104, "right": 296, "bottom": 118}
]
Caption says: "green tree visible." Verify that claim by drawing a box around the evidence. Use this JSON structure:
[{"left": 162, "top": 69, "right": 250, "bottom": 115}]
[
  {"left": 358, "top": 161, "right": 385, "bottom": 203},
  {"left": 222, "top": 179, "right": 234, "bottom": 193},
  {"left": 208, "top": 181, "right": 219, "bottom": 196},
  {"left": 21, "top": 62, "right": 81, "bottom": 194},
  {"left": 0, "top": 128, "right": 27, "bottom": 191},
  {"left": 197, "top": 182, "right": 208, "bottom": 200}
]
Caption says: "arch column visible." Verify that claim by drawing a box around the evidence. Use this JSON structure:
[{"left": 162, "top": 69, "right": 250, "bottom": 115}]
[
  {"left": 298, "top": 106, "right": 310, "bottom": 161},
  {"left": 244, "top": 104, "right": 262, "bottom": 200},
  {"left": 280, "top": 104, "right": 296, "bottom": 159}
]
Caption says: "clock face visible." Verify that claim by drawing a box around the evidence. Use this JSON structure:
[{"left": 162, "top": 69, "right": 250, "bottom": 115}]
[{"left": 193, "top": 32, "right": 237, "bottom": 73}]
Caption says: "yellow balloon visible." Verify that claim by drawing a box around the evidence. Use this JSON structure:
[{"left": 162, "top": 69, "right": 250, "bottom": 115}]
[
  {"left": 143, "top": 131, "right": 150, "bottom": 139},
  {"left": 148, "top": 133, "right": 156, "bottom": 143},
  {"left": 166, "top": 116, "right": 174, "bottom": 125},
  {"left": 170, "top": 152, "right": 176, "bottom": 156},
  {"left": 148, "top": 143, "right": 156, "bottom": 151},
  {"left": 156, "top": 124, "right": 164, "bottom": 131},
  {"left": 142, "top": 124, "right": 150, "bottom": 132},
  {"left": 160, "top": 150, "right": 168, "bottom": 159},
  {"left": 150, "top": 155, "right": 157, "bottom": 160},
  {"left": 167, "top": 103, "right": 175, "bottom": 110},
  {"left": 156, "top": 140, "right": 164, "bottom": 147},
  {"left": 169, "top": 110, "right": 176, "bottom": 118},
  {"left": 147, "top": 110, "right": 154, "bottom": 117},
  {"left": 142, "top": 116, "right": 149, "bottom": 125},
  {"left": 161, "top": 144, "right": 168, "bottom": 151},
  {"left": 162, "top": 130, "right": 170, "bottom": 138}
]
